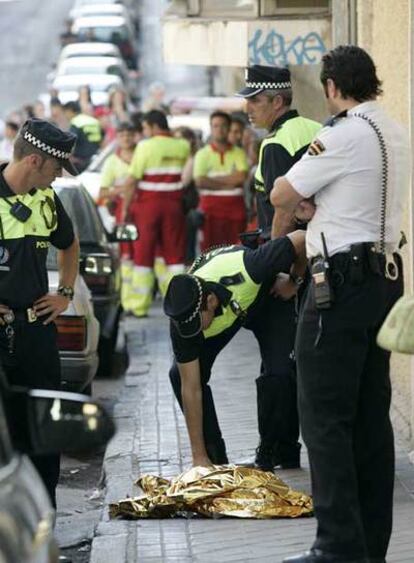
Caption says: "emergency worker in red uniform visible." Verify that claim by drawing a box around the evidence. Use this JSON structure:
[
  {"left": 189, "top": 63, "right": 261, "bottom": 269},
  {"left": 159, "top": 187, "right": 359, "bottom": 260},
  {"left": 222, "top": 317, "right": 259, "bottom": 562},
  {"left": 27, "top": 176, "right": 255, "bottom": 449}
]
[
  {"left": 194, "top": 111, "right": 249, "bottom": 251},
  {"left": 123, "top": 110, "right": 190, "bottom": 317}
]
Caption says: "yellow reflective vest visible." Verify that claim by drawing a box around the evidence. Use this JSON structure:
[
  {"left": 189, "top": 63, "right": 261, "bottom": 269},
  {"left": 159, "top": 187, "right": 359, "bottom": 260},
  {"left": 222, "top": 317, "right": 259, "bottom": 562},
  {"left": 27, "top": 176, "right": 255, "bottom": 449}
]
[
  {"left": 192, "top": 246, "right": 261, "bottom": 339},
  {"left": 71, "top": 114, "right": 102, "bottom": 144},
  {"left": 255, "top": 115, "right": 321, "bottom": 192}
]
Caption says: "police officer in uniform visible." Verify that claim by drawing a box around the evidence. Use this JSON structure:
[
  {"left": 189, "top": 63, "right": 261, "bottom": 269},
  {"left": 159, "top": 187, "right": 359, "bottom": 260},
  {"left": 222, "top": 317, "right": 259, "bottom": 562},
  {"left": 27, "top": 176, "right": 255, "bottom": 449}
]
[
  {"left": 164, "top": 230, "right": 306, "bottom": 467},
  {"left": 270, "top": 46, "right": 410, "bottom": 563},
  {"left": 236, "top": 65, "right": 321, "bottom": 471},
  {"left": 0, "top": 118, "right": 80, "bottom": 507}
]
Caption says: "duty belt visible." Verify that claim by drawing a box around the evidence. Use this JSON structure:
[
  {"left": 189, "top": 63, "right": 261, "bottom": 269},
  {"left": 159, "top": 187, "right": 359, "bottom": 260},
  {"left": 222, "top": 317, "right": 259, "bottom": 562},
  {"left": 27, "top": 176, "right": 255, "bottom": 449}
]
[
  {"left": 310, "top": 242, "right": 401, "bottom": 283},
  {"left": 3, "top": 307, "right": 38, "bottom": 324}
]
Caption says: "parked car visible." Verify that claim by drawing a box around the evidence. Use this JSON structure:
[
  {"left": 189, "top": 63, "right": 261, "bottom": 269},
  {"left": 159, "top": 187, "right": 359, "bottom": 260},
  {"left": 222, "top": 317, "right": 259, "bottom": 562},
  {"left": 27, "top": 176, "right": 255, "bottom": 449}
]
[
  {"left": 46, "top": 265, "right": 99, "bottom": 394},
  {"left": 51, "top": 73, "right": 123, "bottom": 106},
  {"left": 55, "top": 55, "right": 129, "bottom": 82},
  {"left": 69, "top": 0, "right": 134, "bottom": 21},
  {"left": 53, "top": 177, "right": 138, "bottom": 377},
  {"left": 51, "top": 56, "right": 133, "bottom": 96},
  {"left": 75, "top": 3, "right": 130, "bottom": 19},
  {"left": 71, "top": 15, "right": 138, "bottom": 69},
  {"left": 69, "top": 0, "right": 138, "bottom": 30},
  {"left": 0, "top": 373, "right": 114, "bottom": 563},
  {"left": 57, "top": 41, "right": 122, "bottom": 64}
]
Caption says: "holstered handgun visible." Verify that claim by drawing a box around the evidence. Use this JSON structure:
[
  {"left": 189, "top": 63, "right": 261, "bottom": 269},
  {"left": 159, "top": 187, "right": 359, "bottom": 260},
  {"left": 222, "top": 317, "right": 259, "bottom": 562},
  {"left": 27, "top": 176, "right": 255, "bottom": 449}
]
[{"left": 239, "top": 229, "right": 263, "bottom": 250}]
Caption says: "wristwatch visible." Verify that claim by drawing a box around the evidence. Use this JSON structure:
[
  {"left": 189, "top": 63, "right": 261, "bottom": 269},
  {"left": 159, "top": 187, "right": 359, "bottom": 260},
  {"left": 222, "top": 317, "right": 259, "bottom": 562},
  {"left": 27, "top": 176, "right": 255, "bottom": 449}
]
[
  {"left": 289, "top": 273, "right": 304, "bottom": 287},
  {"left": 57, "top": 286, "right": 74, "bottom": 300}
]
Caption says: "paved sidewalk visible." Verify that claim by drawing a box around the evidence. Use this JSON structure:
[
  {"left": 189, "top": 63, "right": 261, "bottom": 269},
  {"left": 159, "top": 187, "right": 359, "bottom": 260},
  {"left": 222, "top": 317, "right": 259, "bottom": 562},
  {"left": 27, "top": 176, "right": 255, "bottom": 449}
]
[{"left": 90, "top": 305, "right": 414, "bottom": 563}]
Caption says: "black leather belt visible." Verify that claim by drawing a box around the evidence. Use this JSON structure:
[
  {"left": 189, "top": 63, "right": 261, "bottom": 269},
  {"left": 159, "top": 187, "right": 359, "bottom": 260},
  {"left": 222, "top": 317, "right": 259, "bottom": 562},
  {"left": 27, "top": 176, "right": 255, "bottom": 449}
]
[{"left": 3, "top": 307, "right": 38, "bottom": 323}]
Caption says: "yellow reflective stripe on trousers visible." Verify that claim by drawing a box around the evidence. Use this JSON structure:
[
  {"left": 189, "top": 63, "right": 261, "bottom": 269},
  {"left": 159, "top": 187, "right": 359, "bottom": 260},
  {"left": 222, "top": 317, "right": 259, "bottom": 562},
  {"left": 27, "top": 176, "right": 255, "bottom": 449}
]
[
  {"left": 130, "top": 266, "right": 155, "bottom": 316},
  {"left": 120, "top": 259, "right": 133, "bottom": 312}
]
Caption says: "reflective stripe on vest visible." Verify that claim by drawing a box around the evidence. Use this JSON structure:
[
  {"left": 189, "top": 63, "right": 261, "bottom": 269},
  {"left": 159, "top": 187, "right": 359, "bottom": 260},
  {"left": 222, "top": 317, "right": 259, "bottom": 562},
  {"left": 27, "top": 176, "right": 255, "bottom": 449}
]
[
  {"left": 193, "top": 247, "right": 260, "bottom": 338},
  {"left": 71, "top": 114, "right": 102, "bottom": 143},
  {"left": 255, "top": 116, "right": 321, "bottom": 193},
  {"left": 0, "top": 187, "right": 58, "bottom": 239},
  {"left": 138, "top": 137, "right": 188, "bottom": 192},
  {"left": 140, "top": 166, "right": 184, "bottom": 192}
]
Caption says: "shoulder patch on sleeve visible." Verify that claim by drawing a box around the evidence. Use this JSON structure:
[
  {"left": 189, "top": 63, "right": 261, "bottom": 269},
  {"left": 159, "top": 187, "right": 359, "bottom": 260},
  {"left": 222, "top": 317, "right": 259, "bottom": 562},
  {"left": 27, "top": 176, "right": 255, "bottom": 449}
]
[{"left": 307, "top": 139, "right": 325, "bottom": 156}]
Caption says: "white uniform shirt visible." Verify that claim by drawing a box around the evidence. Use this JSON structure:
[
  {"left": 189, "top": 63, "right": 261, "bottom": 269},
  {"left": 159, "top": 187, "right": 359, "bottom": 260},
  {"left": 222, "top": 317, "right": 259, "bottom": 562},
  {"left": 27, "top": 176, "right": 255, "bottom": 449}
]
[{"left": 285, "top": 101, "right": 410, "bottom": 257}]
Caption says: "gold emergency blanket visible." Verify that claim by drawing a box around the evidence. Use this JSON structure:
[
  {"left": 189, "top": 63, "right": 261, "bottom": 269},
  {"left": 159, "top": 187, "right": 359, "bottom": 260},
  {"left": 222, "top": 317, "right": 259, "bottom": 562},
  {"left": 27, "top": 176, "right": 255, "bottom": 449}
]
[{"left": 109, "top": 465, "right": 313, "bottom": 519}]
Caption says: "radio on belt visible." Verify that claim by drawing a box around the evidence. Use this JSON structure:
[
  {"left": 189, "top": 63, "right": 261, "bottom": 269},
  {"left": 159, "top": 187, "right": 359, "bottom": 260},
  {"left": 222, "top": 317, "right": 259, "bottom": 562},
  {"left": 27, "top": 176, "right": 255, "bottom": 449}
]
[{"left": 311, "top": 232, "right": 334, "bottom": 310}]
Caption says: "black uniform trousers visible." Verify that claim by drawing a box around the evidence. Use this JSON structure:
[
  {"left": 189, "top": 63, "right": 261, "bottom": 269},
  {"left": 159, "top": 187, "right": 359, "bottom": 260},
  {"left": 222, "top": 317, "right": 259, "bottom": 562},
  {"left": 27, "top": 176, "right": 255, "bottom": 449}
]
[
  {"left": 169, "top": 294, "right": 298, "bottom": 460},
  {"left": 0, "top": 317, "right": 61, "bottom": 508},
  {"left": 296, "top": 253, "right": 403, "bottom": 559}
]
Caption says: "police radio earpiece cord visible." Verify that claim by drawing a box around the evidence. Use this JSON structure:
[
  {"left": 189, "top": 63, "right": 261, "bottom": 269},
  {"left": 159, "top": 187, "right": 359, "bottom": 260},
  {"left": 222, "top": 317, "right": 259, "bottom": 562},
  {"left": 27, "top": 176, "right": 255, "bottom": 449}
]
[{"left": 352, "top": 113, "right": 398, "bottom": 281}]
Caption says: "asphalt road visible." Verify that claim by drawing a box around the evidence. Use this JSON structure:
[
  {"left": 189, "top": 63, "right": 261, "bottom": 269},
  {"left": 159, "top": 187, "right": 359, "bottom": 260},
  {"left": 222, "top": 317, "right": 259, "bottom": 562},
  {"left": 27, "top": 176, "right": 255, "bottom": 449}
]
[{"left": 0, "top": 0, "right": 73, "bottom": 119}]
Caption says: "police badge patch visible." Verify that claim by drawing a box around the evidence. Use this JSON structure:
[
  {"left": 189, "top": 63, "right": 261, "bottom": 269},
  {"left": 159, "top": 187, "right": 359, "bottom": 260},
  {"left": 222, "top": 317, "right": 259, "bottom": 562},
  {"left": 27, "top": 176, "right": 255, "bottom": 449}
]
[
  {"left": 0, "top": 246, "right": 10, "bottom": 271},
  {"left": 308, "top": 139, "right": 325, "bottom": 156}
]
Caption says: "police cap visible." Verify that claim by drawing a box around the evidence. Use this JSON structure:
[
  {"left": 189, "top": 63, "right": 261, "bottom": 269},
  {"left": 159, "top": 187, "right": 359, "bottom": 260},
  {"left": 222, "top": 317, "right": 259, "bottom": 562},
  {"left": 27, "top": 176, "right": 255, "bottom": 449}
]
[
  {"left": 20, "top": 118, "right": 78, "bottom": 175},
  {"left": 237, "top": 65, "right": 291, "bottom": 98},
  {"left": 164, "top": 274, "right": 206, "bottom": 338}
]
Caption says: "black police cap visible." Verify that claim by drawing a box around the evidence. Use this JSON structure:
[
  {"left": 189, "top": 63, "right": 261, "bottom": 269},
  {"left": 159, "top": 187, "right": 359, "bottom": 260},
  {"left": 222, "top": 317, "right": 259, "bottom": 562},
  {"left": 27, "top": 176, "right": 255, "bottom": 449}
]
[
  {"left": 237, "top": 65, "right": 291, "bottom": 98},
  {"left": 20, "top": 118, "right": 78, "bottom": 175},
  {"left": 163, "top": 274, "right": 206, "bottom": 338}
]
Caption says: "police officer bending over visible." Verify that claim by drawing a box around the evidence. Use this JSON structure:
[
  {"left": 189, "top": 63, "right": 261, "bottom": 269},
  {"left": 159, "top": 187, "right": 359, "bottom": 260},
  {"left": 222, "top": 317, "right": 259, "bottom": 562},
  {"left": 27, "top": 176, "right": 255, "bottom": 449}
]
[
  {"left": 164, "top": 230, "right": 306, "bottom": 468},
  {"left": 0, "top": 118, "right": 80, "bottom": 507},
  {"left": 270, "top": 46, "right": 410, "bottom": 563}
]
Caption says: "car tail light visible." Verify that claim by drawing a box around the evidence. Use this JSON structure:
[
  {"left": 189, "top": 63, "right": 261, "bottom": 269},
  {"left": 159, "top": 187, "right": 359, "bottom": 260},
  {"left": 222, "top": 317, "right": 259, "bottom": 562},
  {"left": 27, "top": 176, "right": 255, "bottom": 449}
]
[
  {"left": 82, "top": 254, "right": 112, "bottom": 295},
  {"left": 55, "top": 316, "right": 87, "bottom": 352}
]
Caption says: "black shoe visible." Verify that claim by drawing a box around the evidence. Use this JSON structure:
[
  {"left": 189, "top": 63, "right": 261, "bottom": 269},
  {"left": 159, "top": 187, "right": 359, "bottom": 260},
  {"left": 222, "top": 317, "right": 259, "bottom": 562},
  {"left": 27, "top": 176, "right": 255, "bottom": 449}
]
[
  {"left": 273, "top": 442, "right": 301, "bottom": 469},
  {"left": 282, "top": 549, "right": 368, "bottom": 563},
  {"left": 255, "top": 444, "right": 274, "bottom": 471},
  {"left": 255, "top": 442, "right": 301, "bottom": 471}
]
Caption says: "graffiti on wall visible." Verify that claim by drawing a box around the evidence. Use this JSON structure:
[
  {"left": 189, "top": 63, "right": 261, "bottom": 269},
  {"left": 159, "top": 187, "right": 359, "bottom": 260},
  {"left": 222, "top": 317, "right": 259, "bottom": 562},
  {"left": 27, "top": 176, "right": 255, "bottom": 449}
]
[{"left": 248, "top": 28, "right": 327, "bottom": 66}]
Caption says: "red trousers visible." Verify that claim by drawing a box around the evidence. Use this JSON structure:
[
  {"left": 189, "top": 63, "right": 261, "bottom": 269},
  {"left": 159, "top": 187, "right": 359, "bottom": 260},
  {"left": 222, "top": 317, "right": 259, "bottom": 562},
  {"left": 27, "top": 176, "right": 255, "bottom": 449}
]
[
  {"left": 130, "top": 190, "right": 186, "bottom": 267},
  {"left": 199, "top": 194, "right": 246, "bottom": 252}
]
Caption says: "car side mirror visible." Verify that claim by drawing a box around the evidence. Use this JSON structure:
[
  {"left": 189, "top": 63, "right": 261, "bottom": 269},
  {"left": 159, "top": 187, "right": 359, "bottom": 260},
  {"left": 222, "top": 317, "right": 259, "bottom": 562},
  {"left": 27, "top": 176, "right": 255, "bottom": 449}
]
[
  {"left": 108, "top": 223, "right": 139, "bottom": 243},
  {"left": 8, "top": 389, "right": 115, "bottom": 455}
]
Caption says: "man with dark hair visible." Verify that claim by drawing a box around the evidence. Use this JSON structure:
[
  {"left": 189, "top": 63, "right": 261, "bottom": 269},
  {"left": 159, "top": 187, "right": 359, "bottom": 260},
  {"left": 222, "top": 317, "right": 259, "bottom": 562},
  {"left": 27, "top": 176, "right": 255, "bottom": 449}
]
[
  {"left": 122, "top": 110, "right": 190, "bottom": 317},
  {"left": 194, "top": 110, "right": 249, "bottom": 251},
  {"left": 236, "top": 65, "right": 321, "bottom": 472},
  {"left": 271, "top": 45, "right": 410, "bottom": 563},
  {"left": 63, "top": 101, "right": 103, "bottom": 172},
  {"left": 164, "top": 230, "right": 306, "bottom": 466},
  {"left": 228, "top": 114, "right": 246, "bottom": 147},
  {"left": 0, "top": 118, "right": 80, "bottom": 507}
]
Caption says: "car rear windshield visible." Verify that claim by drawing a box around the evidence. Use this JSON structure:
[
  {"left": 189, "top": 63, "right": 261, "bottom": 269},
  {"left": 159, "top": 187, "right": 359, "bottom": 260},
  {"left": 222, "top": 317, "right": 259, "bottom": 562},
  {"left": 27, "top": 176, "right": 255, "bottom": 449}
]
[
  {"left": 62, "top": 64, "right": 123, "bottom": 78},
  {"left": 47, "top": 187, "right": 104, "bottom": 270},
  {"left": 78, "top": 25, "right": 130, "bottom": 42}
]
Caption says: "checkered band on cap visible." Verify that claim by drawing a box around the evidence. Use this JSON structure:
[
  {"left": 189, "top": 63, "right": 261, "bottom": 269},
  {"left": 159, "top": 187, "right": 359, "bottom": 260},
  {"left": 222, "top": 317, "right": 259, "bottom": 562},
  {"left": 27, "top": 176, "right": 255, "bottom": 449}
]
[
  {"left": 246, "top": 80, "right": 291, "bottom": 89},
  {"left": 182, "top": 276, "right": 203, "bottom": 324},
  {"left": 23, "top": 131, "right": 72, "bottom": 160}
]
